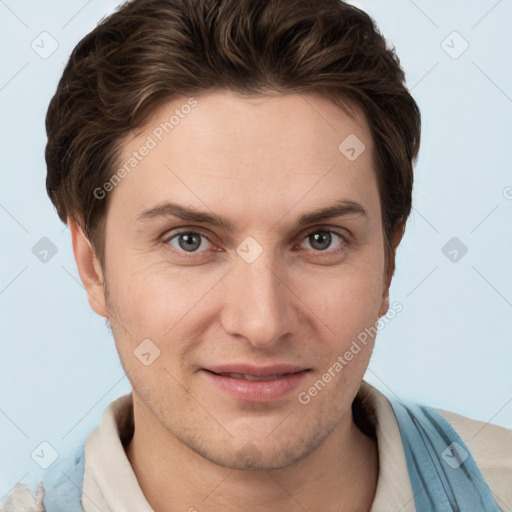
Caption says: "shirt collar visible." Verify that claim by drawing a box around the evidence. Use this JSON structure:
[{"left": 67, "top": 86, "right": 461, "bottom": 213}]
[{"left": 82, "top": 380, "right": 416, "bottom": 512}]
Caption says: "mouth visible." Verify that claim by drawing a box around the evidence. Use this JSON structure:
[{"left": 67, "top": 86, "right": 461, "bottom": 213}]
[
  {"left": 208, "top": 371, "right": 297, "bottom": 381},
  {"left": 201, "top": 364, "right": 310, "bottom": 402}
]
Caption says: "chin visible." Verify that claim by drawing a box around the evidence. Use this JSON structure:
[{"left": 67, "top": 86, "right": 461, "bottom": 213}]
[
  {"left": 188, "top": 428, "right": 327, "bottom": 472},
  {"left": 206, "top": 447, "right": 304, "bottom": 471}
]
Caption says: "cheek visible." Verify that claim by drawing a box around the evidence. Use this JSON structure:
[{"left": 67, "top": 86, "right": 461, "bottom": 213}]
[
  {"left": 105, "top": 258, "right": 222, "bottom": 363},
  {"left": 104, "top": 226, "right": 385, "bottom": 351},
  {"left": 306, "top": 256, "right": 385, "bottom": 333}
]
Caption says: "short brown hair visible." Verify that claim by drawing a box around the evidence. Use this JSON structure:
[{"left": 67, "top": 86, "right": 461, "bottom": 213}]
[{"left": 46, "top": 0, "right": 420, "bottom": 266}]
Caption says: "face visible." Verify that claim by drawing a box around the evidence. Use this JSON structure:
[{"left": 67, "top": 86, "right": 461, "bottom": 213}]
[{"left": 79, "top": 90, "right": 396, "bottom": 470}]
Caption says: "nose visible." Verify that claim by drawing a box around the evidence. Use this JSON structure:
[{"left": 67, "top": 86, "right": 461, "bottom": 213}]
[{"left": 219, "top": 248, "right": 293, "bottom": 349}]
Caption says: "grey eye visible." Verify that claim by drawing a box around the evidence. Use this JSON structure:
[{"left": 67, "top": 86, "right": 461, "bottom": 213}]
[
  {"left": 167, "top": 232, "right": 211, "bottom": 253},
  {"left": 300, "top": 230, "right": 343, "bottom": 252}
]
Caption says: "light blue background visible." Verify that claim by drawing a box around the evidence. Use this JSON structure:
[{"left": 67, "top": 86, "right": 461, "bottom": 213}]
[{"left": 1, "top": 0, "right": 511, "bottom": 499}]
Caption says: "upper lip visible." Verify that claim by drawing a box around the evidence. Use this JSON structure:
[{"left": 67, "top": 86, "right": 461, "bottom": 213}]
[{"left": 204, "top": 364, "right": 308, "bottom": 377}]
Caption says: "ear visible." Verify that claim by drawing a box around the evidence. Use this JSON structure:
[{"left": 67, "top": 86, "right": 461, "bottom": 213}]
[
  {"left": 69, "top": 220, "right": 109, "bottom": 319},
  {"left": 378, "top": 224, "right": 405, "bottom": 318}
]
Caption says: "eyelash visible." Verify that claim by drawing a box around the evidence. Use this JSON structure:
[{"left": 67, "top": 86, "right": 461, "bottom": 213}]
[{"left": 163, "top": 226, "right": 349, "bottom": 258}]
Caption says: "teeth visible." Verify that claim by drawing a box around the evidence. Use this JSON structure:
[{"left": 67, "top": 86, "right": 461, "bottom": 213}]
[{"left": 220, "top": 372, "right": 286, "bottom": 381}]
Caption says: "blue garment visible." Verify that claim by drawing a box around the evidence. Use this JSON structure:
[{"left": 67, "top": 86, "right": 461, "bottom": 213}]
[
  {"left": 38, "top": 398, "right": 501, "bottom": 511},
  {"left": 388, "top": 399, "right": 502, "bottom": 511},
  {"left": 40, "top": 445, "right": 85, "bottom": 512}
]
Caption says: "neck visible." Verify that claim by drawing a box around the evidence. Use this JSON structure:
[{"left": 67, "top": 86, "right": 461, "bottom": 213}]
[{"left": 125, "top": 395, "right": 379, "bottom": 512}]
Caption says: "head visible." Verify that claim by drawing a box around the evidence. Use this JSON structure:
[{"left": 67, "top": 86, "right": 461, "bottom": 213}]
[{"left": 46, "top": 0, "right": 420, "bottom": 470}]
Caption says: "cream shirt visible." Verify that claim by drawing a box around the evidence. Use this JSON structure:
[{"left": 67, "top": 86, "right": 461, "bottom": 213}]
[{"left": 80, "top": 381, "right": 512, "bottom": 512}]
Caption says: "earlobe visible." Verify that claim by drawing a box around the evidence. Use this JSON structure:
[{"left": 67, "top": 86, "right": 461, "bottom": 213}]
[
  {"left": 68, "top": 220, "right": 109, "bottom": 319},
  {"left": 379, "top": 224, "right": 405, "bottom": 318},
  {"left": 379, "top": 290, "right": 390, "bottom": 318}
]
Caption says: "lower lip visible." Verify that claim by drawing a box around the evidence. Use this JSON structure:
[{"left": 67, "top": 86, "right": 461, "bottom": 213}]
[{"left": 202, "top": 370, "right": 309, "bottom": 403}]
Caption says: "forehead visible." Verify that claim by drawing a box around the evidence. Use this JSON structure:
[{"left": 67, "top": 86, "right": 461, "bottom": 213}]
[{"left": 109, "top": 90, "right": 380, "bottom": 229}]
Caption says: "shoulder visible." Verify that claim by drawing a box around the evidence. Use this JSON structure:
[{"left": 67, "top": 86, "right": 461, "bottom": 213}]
[
  {"left": 2, "top": 446, "right": 85, "bottom": 512},
  {"left": 436, "top": 407, "right": 512, "bottom": 511},
  {"left": 1, "top": 483, "right": 46, "bottom": 512}
]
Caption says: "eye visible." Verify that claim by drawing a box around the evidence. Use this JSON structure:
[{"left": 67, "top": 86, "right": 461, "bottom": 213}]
[
  {"left": 163, "top": 227, "right": 348, "bottom": 258},
  {"left": 299, "top": 228, "right": 346, "bottom": 253},
  {"left": 165, "top": 231, "right": 213, "bottom": 254}
]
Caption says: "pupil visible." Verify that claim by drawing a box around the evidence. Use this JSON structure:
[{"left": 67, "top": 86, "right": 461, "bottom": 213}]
[
  {"left": 311, "top": 231, "right": 331, "bottom": 251},
  {"left": 179, "top": 233, "right": 201, "bottom": 252}
]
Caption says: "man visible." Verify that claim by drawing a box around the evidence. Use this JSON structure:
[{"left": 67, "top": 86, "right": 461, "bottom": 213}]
[{"left": 4, "top": 0, "right": 511, "bottom": 510}]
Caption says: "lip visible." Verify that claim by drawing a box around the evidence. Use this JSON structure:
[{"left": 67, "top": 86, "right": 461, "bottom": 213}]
[
  {"left": 206, "top": 363, "right": 308, "bottom": 377},
  {"left": 202, "top": 364, "right": 309, "bottom": 403}
]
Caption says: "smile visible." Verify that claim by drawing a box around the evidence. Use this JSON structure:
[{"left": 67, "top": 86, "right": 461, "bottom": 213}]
[
  {"left": 214, "top": 372, "right": 294, "bottom": 381},
  {"left": 202, "top": 366, "right": 310, "bottom": 402}
]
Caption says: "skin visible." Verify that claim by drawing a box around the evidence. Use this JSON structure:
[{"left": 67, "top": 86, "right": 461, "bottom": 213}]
[{"left": 71, "top": 90, "right": 403, "bottom": 511}]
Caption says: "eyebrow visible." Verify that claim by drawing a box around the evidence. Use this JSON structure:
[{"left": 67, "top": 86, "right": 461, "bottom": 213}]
[{"left": 136, "top": 199, "right": 368, "bottom": 230}]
